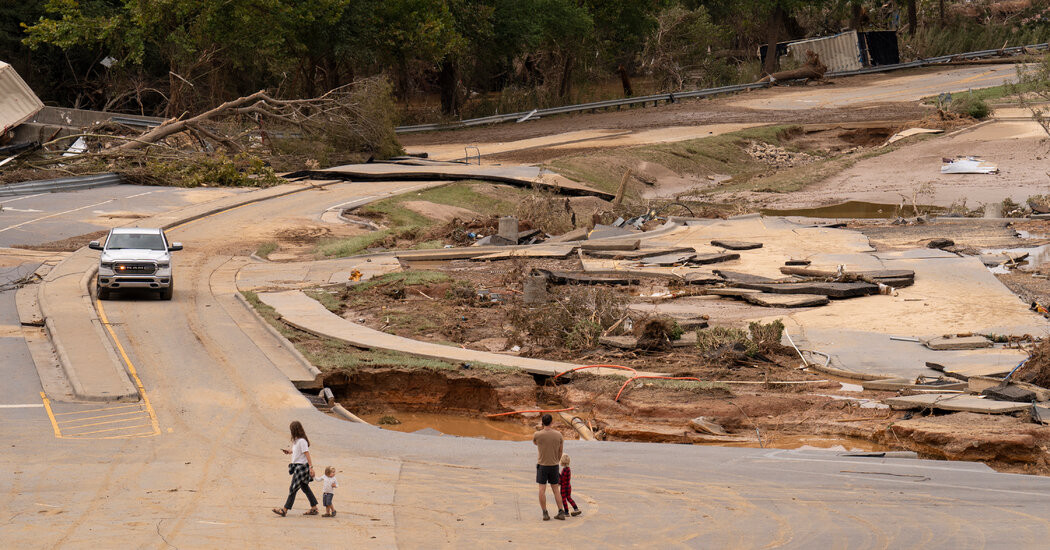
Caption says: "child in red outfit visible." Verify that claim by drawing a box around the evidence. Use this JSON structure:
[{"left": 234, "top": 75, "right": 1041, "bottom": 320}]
[{"left": 559, "top": 454, "right": 581, "bottom": 516}]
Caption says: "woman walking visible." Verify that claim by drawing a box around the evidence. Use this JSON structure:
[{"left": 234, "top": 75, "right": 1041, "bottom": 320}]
[{"left": 272, "top": 421, "right": 320, "bottom": 517}]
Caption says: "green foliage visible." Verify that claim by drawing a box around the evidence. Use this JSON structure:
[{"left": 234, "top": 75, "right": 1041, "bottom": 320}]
[
  {"left": 305, "top": 289, "right": 344, "bottom": 313},
  {"left": 948, "top": 94, "right": 990, "bottom": 119},
  {"left": 748, "top": 319, "right": 785, "bottom": 350},
  {"left": 507, "top": 286, "right": 627, "bottom": 350},
  {"left": 146, "top": 153, "right": 282, "bottom": 188},
  {"left": 352, "top": 271, "right": 450, "bottom": 292},
  {"left": 255, "top": 241, "right": 278, "bottom": 259},
  {"left": 696, "top": 326, "right": 757, "bottom": 356},
  {"left": 642, "top": 5, "right": 729, "bottom": 91}
]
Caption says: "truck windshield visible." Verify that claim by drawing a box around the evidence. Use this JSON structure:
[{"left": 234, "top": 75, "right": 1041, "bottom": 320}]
[{"left": 106, "top": 233, "right": 166, "bottom": 251}]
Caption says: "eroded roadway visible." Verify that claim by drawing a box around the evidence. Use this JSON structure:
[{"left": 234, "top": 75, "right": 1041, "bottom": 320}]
[{"left": 4, "top": 181, "right": 1050, "bottom": 548}]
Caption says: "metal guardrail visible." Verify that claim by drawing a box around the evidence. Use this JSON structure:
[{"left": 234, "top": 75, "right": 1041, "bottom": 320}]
[
  {"left": 0, "top": 173, "right": 123, "bottom": 197},
  {"left": 398, "top": 42, "right": 1050, "bottom": 134}
]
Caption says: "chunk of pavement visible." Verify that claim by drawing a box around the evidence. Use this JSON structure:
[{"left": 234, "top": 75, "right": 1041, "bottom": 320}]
[
  {"left": 692, "top": 252, "right": 740, "bottom": 265},
  {"left": 736, "top": 281, "right": 879, "bottom": 298},
  {"left": 713, "top": 270, "right": 779, "bottom": 284},
  {"left": 639, "top": 253, "right": 697, "bottom": 266},
  {"left": 535, "top": 269, "right": 640, "bottom": 286},
  {"left": 924, "top": 335, "right": 992, "bottom": 350},
  {"left": 980, "top": 252, "right": 1028, "bottom": 266},
  {"left": 863, "top": 378, "right": 967, "bottom": 391},
  {"left": 475, "top": 234, "right": 516, "bottom": 246},
  {"left": 883, "top": 394, "right": 1031, "bottom": 414},
  {"left": 517, "top": 228, "right": 542, "bottom": 242},
  {"left": 583, "top": 246, "right": 695, "bottom": 259},
  {"left": 742, "top": 293, "right": 829, "bottom": 308},
  {"left": 1032, "top": 404, "right": 1050, "bottom": 424},
  {"left": 981, "top": 385, "right": 1038, "bottom": 403},
  {"left": 711, "top": 239, "right": 762, "bottom": 250},
  {"left": 579, "top": 239, "right": 640, "bottom": 251},
  {"left": 684, "top": 272, "right": 723, "bottom": 285},
  {"left": 785, "top": 259, "right": 811, "bottom": 266},
  {"left": 676, "top": 318, "right": 709, "bottom": 331},
  {"left": 548, "top": 227, "right": 589, "bottom": 243},
  {"left": 927, "top": 238, "right": 955, "bottom": 249},
  {"left": 705, "top": 288, "right": 763, "bottom": 297},
  {"left": 589, "top": 224, "right": 640, "bottom": 240},
  {"left": 689, "top": 417, "right": 729, "bottom": 436}
]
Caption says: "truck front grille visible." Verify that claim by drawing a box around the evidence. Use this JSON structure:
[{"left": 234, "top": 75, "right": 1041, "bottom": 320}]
[{"left": 114, "top": 262, "right": 157, "bottom": 275}]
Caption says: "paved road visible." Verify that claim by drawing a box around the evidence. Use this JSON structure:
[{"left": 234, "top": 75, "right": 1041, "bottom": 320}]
[
  {"left": 5, "top": 181, "right": 1050, "bottom": 547},
  {"left": 0, "top": 185, "right": 242, "bottom": 247},
  {"left": 731, "top": 64, "right": 1018, "bottom": 110}
]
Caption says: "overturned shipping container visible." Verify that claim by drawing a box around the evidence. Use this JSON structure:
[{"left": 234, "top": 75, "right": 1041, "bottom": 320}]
[
  {"left": 0, "top": 61, "right": 44, "bottom": 136},
  {"left": 786, "top": 30, "right": 899, "bottom": 74}
]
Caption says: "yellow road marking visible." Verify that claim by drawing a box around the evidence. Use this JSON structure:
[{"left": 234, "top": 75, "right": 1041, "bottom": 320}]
[
  {"left": 40, "top": 392, "right": 62, "bottom": 438},
  {"left": 62, "top": 416, "right": 147, "bottom": 431},
  {"left": 66, "top": 423, "right": 152, "bottom": 436},
  {"left": 53, "top": 403, "right": 143, "bottom": 416},
  {"left": 95, "top": 299, "right": 161, "bottom": 436}
]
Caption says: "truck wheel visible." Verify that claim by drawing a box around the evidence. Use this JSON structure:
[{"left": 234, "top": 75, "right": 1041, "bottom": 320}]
[
  {"left": 159, "top": 285, "right": 173, "bottom": 301},
  {"left": 97, "top": 286, "right": 110, "bottom": 300}
]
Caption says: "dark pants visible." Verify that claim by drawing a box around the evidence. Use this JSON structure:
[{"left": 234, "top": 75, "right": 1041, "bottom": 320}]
[{"left": 284, "top": 481, "right": 318, "bottom": 510}]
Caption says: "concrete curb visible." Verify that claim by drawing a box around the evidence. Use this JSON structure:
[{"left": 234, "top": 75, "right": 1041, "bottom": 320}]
[
  {"left": 233, "top": 291, "right": 322, "bottom": 383},
  {"left": 331, "top": 403, "right": 372, "bottom": 425}
]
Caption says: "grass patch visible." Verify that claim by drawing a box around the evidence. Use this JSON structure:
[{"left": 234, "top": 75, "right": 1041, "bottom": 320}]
[
  {"left": 351, "top": 270, "right": 450, "bottom": 292},
  {"left": 412, "top": 239, "right": 445, "bottom": 250},
  {"left": 255, "top": 241, "right": 278, "bottom": 259},
  {"left": 316, "top": 181, "right": 528, "bottom": 258},
  {"left": 304, "top": 289, "right": 342, "bottom": 313},
  {"left": 546, "top": 125, "right": 799, "bottom": 196}
]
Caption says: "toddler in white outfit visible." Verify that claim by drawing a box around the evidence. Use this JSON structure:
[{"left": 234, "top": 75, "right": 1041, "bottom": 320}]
[{"left": 317, "top": 466, "right": 339, "bottom": 517}]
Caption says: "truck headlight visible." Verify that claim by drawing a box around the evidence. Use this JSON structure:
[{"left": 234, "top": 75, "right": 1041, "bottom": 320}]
[
  {"left": 157, "top": 261, "right": 170, "bottom": 268},
  {"left": 100, "top": 262, "right": 114, "bottom": 270}
]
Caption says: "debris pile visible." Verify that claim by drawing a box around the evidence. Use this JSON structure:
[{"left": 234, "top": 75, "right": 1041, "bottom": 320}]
[{"left": 744, "top": 141, "right": 815, "bottom": 168}]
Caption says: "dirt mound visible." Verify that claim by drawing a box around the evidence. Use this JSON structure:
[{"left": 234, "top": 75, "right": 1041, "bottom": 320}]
[
  {"left": 1015, "top": 339, "right": 1050, "bottom": 389},
  {"left": 274, "top": 226, "right": 332, "bottom": 244}
]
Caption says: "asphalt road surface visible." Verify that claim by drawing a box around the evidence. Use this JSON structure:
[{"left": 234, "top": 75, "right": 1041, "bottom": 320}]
[{"left": 4, "top": 181, "right": 1050, "bottom": 548}]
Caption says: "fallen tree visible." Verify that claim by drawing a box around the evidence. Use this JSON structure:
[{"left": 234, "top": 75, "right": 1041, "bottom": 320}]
[
  {"left": 3, "top": 76, "right": 402, "bottom": 186},
  {"left": 757, "top": 50, "right": 827, "bottom": 84}
]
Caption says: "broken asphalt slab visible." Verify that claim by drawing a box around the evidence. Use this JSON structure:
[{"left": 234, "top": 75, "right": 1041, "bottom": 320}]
[
  {"left": 742, "top": 292, "right": 829, "bottom": 308},
  {"left": 737, "top": 281, "right": 879, "bottom": 298},
  {"left": 884, "top": 393, "right": 1030, "bottom": 414},
  {"left": 711, "top": 239, "right": 763, "bottom": 250}
]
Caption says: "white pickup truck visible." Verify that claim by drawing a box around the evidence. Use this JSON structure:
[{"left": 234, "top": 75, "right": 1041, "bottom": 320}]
[{"left": 89, "top": 228, "right": 183, "bottom": 300}]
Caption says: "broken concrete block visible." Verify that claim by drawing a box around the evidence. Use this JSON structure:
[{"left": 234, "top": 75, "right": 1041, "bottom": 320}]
[
  {"left": 476, "top": 234, "right": 516, "bottom": 246},
  {"left": 639, "top": 253, "right": 697, "bottom": 266},
  {"left": 684, "top": 272, "right": 723, "bottom": 285},
  {"left": 548, "top": 227, "right": 589, "bottom": 243},
  {"left": 498, "top": 216, "right": 519, "bottom": 242},
  {"left": 676, "top": 317, "right": 710, "bottom": 331},
  {"left": 927, "top": 238, "right": 955, "bottom": 249},
  {"left": 737, "top": 281, "right": 879, "bottom": 298},
  {"left": 583, "top": 246, "right": 694, "bottom": 259},
  {"left": 580, "top": 240, "right": 640, "bottom": 251},
  {"left": 692, "top": 252, "right": 740, "bottom": 265},
  {"left": 982, "top": 385, "right": 1037, "bottom": 403},
  {"left": 713, "top": 270, "right": 778, "bottom": 284},
  {"left": 689, "top": 417, "right": 728, "bottom": 435},
  {"left": 589, "top": 224, "right": 639, "bottom": 240},
  {"left": 742, "top": 293, "right": 829, "bottom": 308},
  {"left": 785, "top": 259, "right": 811, "bottom": 266},
  {"left": 705, "top": 288, "right": 763, "bottom": 297},
  {"left": 523, "top": 275, "right": 549, "bottom": 305},
  {"left": 924, "top": 335, "right": 992, "bottom": 350},
  {"left": 536, "top": 269, "right": 640, "bottom": 286},
  {"left": 884, "top": 394, "right": 1030, "bottom": 414},
  {"left": 711, "top": 239, "right": 762, "bottom": 250}
]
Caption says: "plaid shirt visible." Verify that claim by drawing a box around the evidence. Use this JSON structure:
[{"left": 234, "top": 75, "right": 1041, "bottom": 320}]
[
  {"left": 559, "top": 466, "right": 572, "bottom": 495},
  {"left": 288, "top": 462, "right": 311, "bottom": 492}
]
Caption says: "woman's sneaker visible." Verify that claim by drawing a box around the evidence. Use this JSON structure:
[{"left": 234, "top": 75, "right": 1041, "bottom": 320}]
[
  {"left": 543, "top": 510, "right": 551, "bottom": 521},
  {"left": 554, "top": 510, "right": 567, "bottom": 520}
]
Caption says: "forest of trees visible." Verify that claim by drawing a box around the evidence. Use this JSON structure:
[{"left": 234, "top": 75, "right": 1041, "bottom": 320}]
[{"left": 2, "top": 1, "right": 1048, "bottom": 121}]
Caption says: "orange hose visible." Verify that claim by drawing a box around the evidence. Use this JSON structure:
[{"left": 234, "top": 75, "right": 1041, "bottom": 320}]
[
  {"left": 552, "top": 364, "right": 637, "bottom": 382},
  {"left": 614, "top": 376, "right": 702, "bottom": 402},
  {"left": 485, "top": 407, "right": 576, "bottom": 418}
]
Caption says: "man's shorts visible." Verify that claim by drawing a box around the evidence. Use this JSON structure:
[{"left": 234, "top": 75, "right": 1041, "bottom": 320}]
[
  {"left": 323, "top": 493, "right": 333, "bottom": 507},
  {"left": 536, "top": 464, "right": 560, "bottom": 485}
]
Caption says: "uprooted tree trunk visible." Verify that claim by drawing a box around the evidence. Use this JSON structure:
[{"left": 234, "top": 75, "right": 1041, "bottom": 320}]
[{"left": 757, "top": 50, "right": 827, "bottom": 84}]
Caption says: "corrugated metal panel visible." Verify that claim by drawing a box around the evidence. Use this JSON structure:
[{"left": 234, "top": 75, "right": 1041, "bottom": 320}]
[
  {"left": 0, "top": 61, "right": 44, "bottom": 134},
  {"left": 787, "top": 31, "right": 863, "bottom": 73}
]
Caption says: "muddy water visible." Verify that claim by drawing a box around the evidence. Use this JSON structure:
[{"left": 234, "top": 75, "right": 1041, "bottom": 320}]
[
  {"left": 359, "top": 411, "right": 536, "bottom": 441},
  {"left": 763, "top": 201, "right": 942, "bottom": 219}
]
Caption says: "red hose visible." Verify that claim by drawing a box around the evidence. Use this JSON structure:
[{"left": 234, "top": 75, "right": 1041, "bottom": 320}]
[
  {"left": 552, "top": 364, "right": 637, "bottom": 382},
  {"left": 485, "top": 407, "right": 576, "bottom": 418},
  {"left": 614, "top": 376, "right": 703, "bottom": 402}
]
